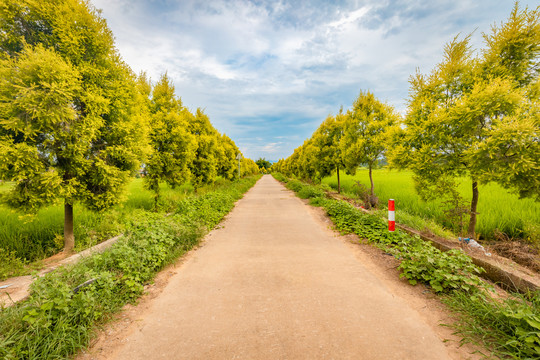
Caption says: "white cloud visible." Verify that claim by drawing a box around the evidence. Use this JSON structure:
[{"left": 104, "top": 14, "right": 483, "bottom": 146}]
[
  {"left": 90, "top": 0, "right": 539, "bottom": 160},
  {"left": 328, "top": 7, "right": 370, "bottom": 30}
]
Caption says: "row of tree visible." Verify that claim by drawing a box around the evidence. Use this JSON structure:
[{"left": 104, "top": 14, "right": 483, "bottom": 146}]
[
  {"left": 0, "top": 0, "right": 258, "bottom": 251},
  {"left": 140, "top": 73, "right": 258, "bottom": 205},
  {"left": 273, "top": 3, "right": 540, "bottom": 238}
]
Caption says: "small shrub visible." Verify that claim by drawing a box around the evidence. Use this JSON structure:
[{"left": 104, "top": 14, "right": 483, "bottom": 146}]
[
  {"left": 286, "top": 179, "right": 304, "bottom": 193},
  {"left": 0, "top": 248, "right": 25, "bottom": 281},
  {"left": 398, "top": 245, "right": 486, "bottom": 293},
  {"left": 441, "top": 191, "right": 470, "bottom": 236},
  {"left": 445, "top": 290, "right": 540, "bottom": 359},
  {"left": 309, "top": 197, "right": 329, "bottom": 207},
  {"left": 352, "top": 181, "right": 380, "bottom": 209},
  {"left": 297, "top": 186, "right": 325, "bottom": 199},
  {"left": 271, "top": 173, "right": 288, "bottom": 183}
]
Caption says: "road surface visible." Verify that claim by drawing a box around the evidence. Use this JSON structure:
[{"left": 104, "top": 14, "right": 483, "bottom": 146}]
[{"left": 87, "top": 175, "right": 472, "bottom": 360}]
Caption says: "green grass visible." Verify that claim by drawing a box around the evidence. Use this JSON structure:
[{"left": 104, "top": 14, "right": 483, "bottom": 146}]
[
  {"left": 443, "top": 291, "right": 540, "bottom": 359},
  {"left": 322, "top": 169, "right": 540, "bottom": 244},
  {"left": 0, "top": 178, "right": 209, "bottom": 271}
]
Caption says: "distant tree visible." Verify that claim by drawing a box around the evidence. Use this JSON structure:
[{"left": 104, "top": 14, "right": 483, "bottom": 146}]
[
  {"left": 283, "top": 146, "right": 301, "bottom": 178},
  {"left": 341, "top": 91, "right": 398, "bottom": 205},
  {"left": 270, "top": 159, "right": 284, "bottom": 173},
  {"left": 311, "top": 112, "right": 346, "bottom": 192},
  {"left": 188, "top": 108, "right": 219, "bottom": 190},
  {"left": 241, "top": 157, "right": 260, "bottom": 176},
  {"left": 144, "top": 73, "right": 195, "bottom": 207},
  {"left": 217, "top": 134, "right": 240, "bottom": 180},
  {"left": 0, "top": 0, "right": 147, "bottom": 251},
  {"left": 255, "top": 158, "right": 272, "bottom": 171},
  {"left": 390, "top": 4, "right": 540, "bottom": 237},
  {"left": 297, "top": 140, "right": 318, "bottom": 181}
]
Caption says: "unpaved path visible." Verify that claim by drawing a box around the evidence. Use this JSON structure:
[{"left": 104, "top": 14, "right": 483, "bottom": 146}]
[{"left": 83, "top": 175, "right": 476, "bottom": 360}]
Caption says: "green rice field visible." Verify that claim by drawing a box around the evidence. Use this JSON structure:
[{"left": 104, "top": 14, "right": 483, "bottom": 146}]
[
  {"left": 0, "top": 178, "right": 194, "bottom": 262},
  {"left": 322, "top": 169, "right": 540, "bottom": 245}
]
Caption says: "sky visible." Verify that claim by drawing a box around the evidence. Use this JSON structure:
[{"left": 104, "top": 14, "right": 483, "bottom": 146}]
[{"left": 91, "top": 0, "right": 537, "bottom": 161}]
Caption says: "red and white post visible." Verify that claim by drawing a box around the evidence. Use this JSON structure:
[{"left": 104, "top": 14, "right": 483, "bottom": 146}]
[{"left": 388, "top": 199, "right": 395, "bottom": 232}]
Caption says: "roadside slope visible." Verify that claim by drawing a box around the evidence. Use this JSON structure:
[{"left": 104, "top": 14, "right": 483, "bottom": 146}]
[{"left": 91, "top": 175, "right": 459, "bottom": 360}]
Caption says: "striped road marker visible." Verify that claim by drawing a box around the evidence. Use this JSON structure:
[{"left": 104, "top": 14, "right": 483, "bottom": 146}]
[{"left": 388, "top": 199, "right": 395, "bottom": 232}]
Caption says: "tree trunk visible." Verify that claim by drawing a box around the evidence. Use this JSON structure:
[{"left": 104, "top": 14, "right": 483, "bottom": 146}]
[
  {"left": 150, "top": 179, "right": 160, "bottom": 211},
  {"left": 467, "top": 180, "right": 479, "bottom": 238},
  {"left": 64, "top": 201, "right": 75, "bottom": 252},
  {"left": 153, "top": 193, "right": 159, "bottom": 211},
  {"left": 369, "top": 164, "right": 374, "bottom": 196},
  {"left": 337, "top": 164, "right": 341, "bottom": 194}
]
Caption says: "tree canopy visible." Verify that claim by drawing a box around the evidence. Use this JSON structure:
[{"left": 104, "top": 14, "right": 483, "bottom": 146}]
[
  {"left": 341, "top": 92, "right": 397, "bottom": 202},
  {"left": 389, "top": 3, "right": 540, "bottom": 236},
  {"left": 0, "top": 0, "right": 147, "bottom": 250},
  {"left": 272, "top": 92, "right": 396, "bottom": 201},
  {"left": 255, "top": 158, "right": 272, "bottom": 171},
  {"left": 144, "top": 73, "right": 195, "bottom": 206},
  {"left": 0, "top": 0, "right": 255, "bottom": 251}
]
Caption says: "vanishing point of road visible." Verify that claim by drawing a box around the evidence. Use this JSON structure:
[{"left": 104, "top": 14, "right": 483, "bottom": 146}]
[{"left": 90, "top": 175, "right": 465, "bottom": 360}]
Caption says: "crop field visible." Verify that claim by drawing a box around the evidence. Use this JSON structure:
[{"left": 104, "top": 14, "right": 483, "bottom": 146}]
[
  {"left": 322, "top": 169, "right": 540, "bottom": 244},
  {"left": 0, "top": 178, "right": 194, "bottom": 263}
]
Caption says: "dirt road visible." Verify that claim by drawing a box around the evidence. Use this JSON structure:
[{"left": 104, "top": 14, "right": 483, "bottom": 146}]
[{"left": 88, "top": 175, "right": 469, "bottom": 359}]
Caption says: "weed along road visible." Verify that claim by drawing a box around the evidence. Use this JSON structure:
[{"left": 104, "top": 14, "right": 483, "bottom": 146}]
[{"left": 96, "top": 175, "right": 457, "bottom": 360}]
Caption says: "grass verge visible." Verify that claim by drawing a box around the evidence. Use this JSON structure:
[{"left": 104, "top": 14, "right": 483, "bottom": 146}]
[
  {"left": 443, "top": 291, "right": 540, "bottom": 358},
  {"left": 0, "top": 175, "right": 260, "bottom": 359}
]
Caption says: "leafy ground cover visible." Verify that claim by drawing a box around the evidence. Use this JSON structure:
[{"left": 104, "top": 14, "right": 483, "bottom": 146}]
[
  {"left": 276, "top": 173, "right": 540, "bottom": 359},
  {"left": 0, "top": 175, "right": 259, "bottom": 359},
  {"left": 322, "top": 169, "right": 540, "bottom": 246}
]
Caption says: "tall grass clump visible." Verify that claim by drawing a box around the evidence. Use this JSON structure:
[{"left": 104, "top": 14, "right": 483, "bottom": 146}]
[
  {"left": 444, "top": 291, "right": 540, "bottom": 358},
  {"left": 0, "top": 204, "right": 109, "bottom": 262}
]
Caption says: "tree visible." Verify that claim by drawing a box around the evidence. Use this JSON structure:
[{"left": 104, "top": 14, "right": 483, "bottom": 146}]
[
  {"left": 283, "top": 146, "right": 301, "bottom": 178},
  {"left": 217, "top": 134, "right": 240, "bottom": 180},
  {"left": 241, "top": 157, "right": 260, "bottom": 176},
  {"left": 0, "top": 0, "right": 147, "bottom": 251},
  {"left": 390, "top": 4, "right": 540, "bottom": 237},
  {"left": 341, "top": 91, "right": 398, "bottom": 204},
  {"left": 144, "top": 73, "right": 195, "bottom": 207},
  {"left": 270, "top": 159, "right": 284, "bottom": 173},
  {"left": 188, "top": 108, "right": 219, "bottom": 190},
  {"left": 311, "top": 112, "right": 346, "bottom": 191},
  {"left": 471, "top": 3, "right": 540, "bottom": 201},
  {"left": 255, "top": 158, "right": 272, "bottom": 171},
  {"left": 297, "top": 140, "right": 318, "bottom": 181}
]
